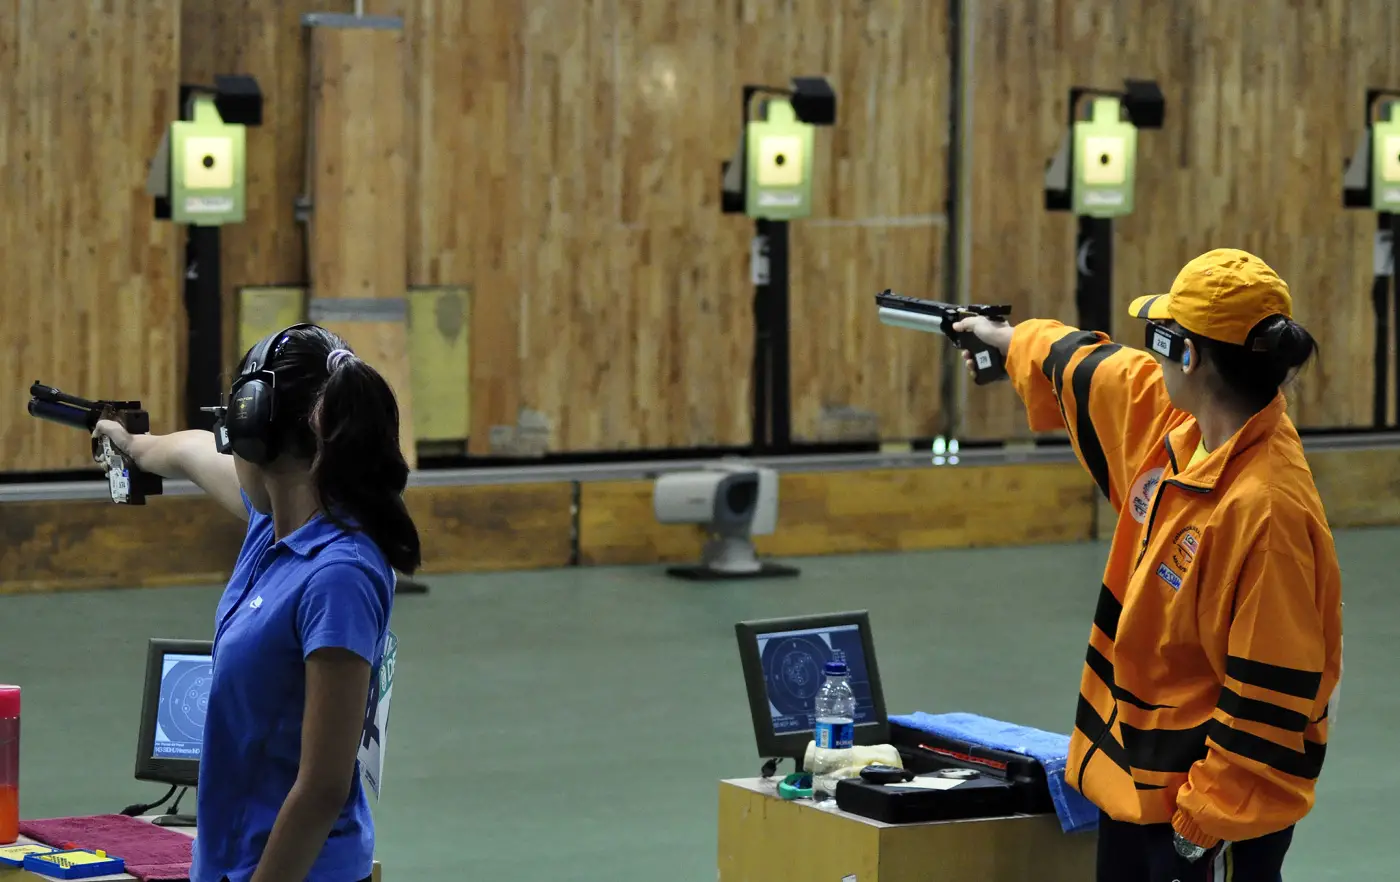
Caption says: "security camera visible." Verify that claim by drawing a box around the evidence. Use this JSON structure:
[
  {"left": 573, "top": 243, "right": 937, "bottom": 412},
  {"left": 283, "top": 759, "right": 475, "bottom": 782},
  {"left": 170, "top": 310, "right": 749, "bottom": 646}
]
[{"left": 652, "top": 460, "right": 797, "bottom": 581}]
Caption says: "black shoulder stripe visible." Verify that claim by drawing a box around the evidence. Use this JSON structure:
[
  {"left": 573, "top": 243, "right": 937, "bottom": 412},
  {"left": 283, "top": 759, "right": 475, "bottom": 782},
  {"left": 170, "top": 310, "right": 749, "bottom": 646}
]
[
  {"left": 1092, "top": 584, "right": 1122, "bottom": 641},
  {"left": 1085, "top": 645, "right": 1176, "bottom": 711},
  {"left": 1217, "top": 687, "right": 1310, "bottom": 733},
  {"left": 1071, "top": 343, "right": 1123, "bottom": 501},
  {"left": 1120, "top": 719, "right": 1211, "bottom": 774},
  {"left": 1074, "top": 695, "right": 1130, "bottom": 773},
  {"left": 1207, "top": 721, "right": 1326, "bottom": 780},
  {"left": 1226, "top": 656, "right": 1323, "bottom": 702},
  {"left": 1042, "top": 330, "right": 1101, "bottom": 395}
]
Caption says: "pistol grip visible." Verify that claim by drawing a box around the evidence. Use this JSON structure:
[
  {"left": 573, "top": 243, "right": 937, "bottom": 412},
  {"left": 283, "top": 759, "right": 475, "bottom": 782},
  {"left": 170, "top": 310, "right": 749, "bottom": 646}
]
[{"left": 963, "top": 336, "right": 1008, "bottom": 385}]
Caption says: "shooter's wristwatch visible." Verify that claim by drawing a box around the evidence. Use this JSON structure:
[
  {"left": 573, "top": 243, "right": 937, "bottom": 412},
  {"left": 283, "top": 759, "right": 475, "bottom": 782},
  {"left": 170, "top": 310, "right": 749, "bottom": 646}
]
[{"left": 1173, "top": 830, "right": 1208, "bottom": 862}]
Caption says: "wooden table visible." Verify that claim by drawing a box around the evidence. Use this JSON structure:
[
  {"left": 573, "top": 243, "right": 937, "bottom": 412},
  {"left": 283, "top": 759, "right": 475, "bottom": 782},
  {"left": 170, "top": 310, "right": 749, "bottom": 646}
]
[
  {"left": 717, "top": 777, "right": 1096, "bottom": 882},
  {"left": 1, "top": 819, "right": 382, "bottom": 881}
]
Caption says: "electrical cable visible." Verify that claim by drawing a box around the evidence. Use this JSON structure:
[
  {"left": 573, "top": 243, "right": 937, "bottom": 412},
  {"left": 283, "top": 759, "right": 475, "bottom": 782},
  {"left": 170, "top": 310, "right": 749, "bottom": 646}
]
[{"left": 119, "top": 783, "right": 177, "bottom": 817}]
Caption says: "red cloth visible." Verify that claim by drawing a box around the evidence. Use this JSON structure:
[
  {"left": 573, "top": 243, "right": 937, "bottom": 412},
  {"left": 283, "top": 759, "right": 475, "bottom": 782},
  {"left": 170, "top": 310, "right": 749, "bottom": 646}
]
[{"left": 18, "top": 814, "right": 192, "bottom": 881}]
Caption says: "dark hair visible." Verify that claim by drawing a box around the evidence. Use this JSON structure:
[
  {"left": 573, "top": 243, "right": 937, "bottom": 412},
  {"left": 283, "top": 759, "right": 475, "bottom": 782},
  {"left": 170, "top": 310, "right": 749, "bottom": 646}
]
[
  {"left": 245, "top": 326, "right": 422, "bottom": 574},
  {"left": 1183, "top": 315, "right": 1319, "bottom": 413}
]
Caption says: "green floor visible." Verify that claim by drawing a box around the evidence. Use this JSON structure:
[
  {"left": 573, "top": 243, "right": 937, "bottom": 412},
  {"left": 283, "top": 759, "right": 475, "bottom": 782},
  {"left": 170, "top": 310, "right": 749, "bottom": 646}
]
[{"left": 3, "top": 527, "right": 1394, "bottom": 880}]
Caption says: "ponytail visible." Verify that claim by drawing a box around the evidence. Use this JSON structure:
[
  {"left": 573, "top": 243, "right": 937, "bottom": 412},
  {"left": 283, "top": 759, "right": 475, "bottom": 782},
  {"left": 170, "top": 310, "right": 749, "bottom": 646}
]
[
  {"left": 312, "top": 355, "right": 422, "bottom": 574},
  {"left": 1254, "top": 315, "right": 1318, "bottom": 382},
  {"left": 1185, "top": 315, "right": 1319, "bottom": 414}
]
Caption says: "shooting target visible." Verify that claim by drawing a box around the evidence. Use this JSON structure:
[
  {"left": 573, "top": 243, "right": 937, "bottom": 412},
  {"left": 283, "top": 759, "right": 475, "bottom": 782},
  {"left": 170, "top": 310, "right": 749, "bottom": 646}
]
[
  {"left": 1081, "top": 135, "right": 1127, "bottom": 185},
  {"left": 183, "top": 136, "right": 234, "bottom": 189},
  {"left": 761, "top": 634, "right": 833, "bottom": 718},
  {"left": 1383, "top": 134, "right": 1400, "bottom": 184},
  {"left": 756, "top": 134, "right": 805, "bottom": 187},
  {"left": 158, "top": 659, "right": 212, "bottom": 746}
]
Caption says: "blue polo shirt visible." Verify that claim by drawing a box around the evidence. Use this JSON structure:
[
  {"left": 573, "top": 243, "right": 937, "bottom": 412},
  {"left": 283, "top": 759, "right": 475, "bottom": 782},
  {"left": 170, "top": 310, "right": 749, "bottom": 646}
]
[{"left": 191, "top": 493, "right": 394, "bottom": 882}]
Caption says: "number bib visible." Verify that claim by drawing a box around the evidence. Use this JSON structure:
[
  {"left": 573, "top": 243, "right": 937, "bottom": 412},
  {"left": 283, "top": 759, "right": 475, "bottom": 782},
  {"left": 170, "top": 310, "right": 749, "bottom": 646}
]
[{"left": 358, "top": 629, "right": 397, "bottom": 799}]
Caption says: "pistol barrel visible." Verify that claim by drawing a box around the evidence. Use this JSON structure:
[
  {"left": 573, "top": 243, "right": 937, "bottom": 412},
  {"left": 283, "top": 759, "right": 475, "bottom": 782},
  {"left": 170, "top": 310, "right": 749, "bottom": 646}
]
[
  {"left": 878, "top": 307, "right": 945, "bottom": 334},
  {"left": 28, "top": 397, "right": 98, "bottom": 430},
  {"left": 29, "top": 382, "right": 100, "bottom": 410}
]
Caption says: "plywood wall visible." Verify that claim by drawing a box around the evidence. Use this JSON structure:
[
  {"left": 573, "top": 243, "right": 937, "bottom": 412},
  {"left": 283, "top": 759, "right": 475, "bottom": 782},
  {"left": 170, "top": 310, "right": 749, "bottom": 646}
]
[
  {"left": 180, "top": 0, "right": 352, "bottom": 385},
  {"left": 0, "top": 0, "right": 184, "bottom": 473},
  {"left": 5, "top": 0, "right": 1399, "bottom": 474},
  {"left": 961, "top": 0, "right": 1400, "bottom": 440},
  {"left": 378, "top": 0, "right": 952, "bottom": 453}
]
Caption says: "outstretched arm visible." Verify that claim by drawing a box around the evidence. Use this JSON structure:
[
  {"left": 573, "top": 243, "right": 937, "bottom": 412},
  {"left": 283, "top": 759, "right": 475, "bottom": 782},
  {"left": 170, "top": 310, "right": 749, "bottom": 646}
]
[
  {"left": 955, "top": 317, "right": 1181, "bottom": 510},
  {"left": 92, "top": 421, "right": 247, "bottom": 521}
]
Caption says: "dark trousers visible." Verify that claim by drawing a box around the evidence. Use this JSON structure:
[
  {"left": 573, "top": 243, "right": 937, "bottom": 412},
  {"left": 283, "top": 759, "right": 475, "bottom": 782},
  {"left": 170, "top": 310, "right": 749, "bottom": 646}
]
[{"left": 1096, "top": 811, "right": 1294, "bottom": 882}]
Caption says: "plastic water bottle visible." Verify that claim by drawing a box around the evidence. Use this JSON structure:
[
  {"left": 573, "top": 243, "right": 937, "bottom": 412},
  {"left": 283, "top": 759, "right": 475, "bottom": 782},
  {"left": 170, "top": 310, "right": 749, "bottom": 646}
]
[
  {"left": 810, "top": 653, "right": 855, "bottom": 797},
  {"left": 0, "top": 686, "right": 18, "bottom": 844}
]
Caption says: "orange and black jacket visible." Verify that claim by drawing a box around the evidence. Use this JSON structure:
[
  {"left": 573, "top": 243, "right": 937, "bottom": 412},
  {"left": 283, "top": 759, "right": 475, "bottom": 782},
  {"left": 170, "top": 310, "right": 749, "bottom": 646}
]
[{"left": 1005, "top": 319, "right": 1344, "bottom": 848}]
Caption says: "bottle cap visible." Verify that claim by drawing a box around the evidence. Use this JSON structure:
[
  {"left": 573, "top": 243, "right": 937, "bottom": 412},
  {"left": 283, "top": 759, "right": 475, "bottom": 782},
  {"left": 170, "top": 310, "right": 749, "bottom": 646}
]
[
  {"left": 823, "top": 660, "right": 848, "bottom": 676},
  {"left": 0, "top": 686, "right": 18, "bottom": 718}
]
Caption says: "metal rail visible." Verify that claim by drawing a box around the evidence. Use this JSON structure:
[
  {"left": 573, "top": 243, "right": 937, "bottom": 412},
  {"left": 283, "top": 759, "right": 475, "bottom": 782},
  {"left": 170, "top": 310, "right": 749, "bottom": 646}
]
[{"left": 4, "top": 431, "right": 1400, "bottom": 504}]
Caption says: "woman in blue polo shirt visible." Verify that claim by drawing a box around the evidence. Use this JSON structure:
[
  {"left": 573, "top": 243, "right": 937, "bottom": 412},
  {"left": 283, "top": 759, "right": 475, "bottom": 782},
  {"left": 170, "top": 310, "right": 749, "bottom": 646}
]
[{"left": 94, "top": 324, "right": 420, "bottom": 882}]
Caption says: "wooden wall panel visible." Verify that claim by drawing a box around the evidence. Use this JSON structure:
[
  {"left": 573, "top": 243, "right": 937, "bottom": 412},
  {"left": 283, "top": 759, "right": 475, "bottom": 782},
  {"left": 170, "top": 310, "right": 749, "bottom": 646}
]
[
  {"left": 406, "top": 483, "right": 575, "bottom": 573},
  {"left": 962, "top": 0, "right": 1400, "bottom": 441},
  {"left": 307, "top": 18, "right": 417, "bottom": 468},
  {"left": 578, "top": 464, "right": 1098, "bottom": 567},
  {"left": 375, "top": 0, "right": 952, "bottom": 454},
  {"left": 0, "top": 1, "right": 183, "bottom": 473},
  {"left": 1308, "top": 447, "right": 1400, "bottom": 528},
  {"left": 180, "top": 0, "right": 352, "bottom": 382},
  {"left": 0, "top": 480, "right": 574, "bottom": 592},
  {"left": 379, "top": 0, "right": 526, "bottom": 454},
  {"left": 0, "top": 497, "right": 245, "bottom": 594},
  {"left": 15, "top": 1, "right": 1400, "bottom": 475}
]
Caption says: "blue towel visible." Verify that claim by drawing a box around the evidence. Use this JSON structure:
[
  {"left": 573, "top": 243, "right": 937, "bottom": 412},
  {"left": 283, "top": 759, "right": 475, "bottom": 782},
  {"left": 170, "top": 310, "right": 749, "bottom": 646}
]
[{"left": 889, "top": 711, "right": 1099, "bottom": 834}]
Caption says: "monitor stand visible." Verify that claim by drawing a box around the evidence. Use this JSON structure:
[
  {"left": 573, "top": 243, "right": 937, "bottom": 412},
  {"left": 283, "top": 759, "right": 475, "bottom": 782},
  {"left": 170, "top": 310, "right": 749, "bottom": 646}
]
[{"left": 151, "top": 812, "right": 196, "bottom": 828}]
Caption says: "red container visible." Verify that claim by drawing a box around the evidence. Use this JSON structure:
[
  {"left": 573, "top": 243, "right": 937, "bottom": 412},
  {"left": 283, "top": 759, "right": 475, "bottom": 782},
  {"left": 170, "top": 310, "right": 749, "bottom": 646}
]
[{"left": 0, "top": 686, "right": 18, "bottom": 844}]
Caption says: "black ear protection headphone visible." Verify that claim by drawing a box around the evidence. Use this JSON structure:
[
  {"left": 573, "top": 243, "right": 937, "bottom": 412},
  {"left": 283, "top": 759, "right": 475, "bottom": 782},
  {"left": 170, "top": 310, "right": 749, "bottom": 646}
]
[
  {"left": 206, "top": 323, "right": 316, "bottom": 464},
  {"left": 1145, "top": 319, "right": 1189, "bottom": 367}
]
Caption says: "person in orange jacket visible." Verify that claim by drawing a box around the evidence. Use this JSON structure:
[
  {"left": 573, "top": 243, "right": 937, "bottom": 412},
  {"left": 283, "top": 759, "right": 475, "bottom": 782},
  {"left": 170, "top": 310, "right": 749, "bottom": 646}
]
[{"left": 952, "top": 248, "right": 1344, "bottom": 881}]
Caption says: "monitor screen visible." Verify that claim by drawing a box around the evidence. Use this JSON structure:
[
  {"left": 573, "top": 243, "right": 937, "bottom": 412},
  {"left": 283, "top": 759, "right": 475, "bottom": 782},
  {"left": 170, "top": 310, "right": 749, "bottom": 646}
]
[
  {"left": 135, "top": 638, "right": 213, "bottom": 788},
  {"left": 735, "top": 611, "right": 889, "bottom": 761},
  {"left": 756, "top": 622, "right": 878, "bottom": 736},
  {"left": 152, "top": 652, "right": 212, "bottom": 761}
]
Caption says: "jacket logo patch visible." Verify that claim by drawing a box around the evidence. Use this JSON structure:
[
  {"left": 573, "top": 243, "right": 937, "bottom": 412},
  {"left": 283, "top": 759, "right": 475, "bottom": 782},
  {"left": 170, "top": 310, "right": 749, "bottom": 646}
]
[
  {"left": 1127, "top": 467, "right": 1164, "bottom": 524},
  {"left": 1156, "top": 562, "right": 1182, "bottom": 591},
  {"left": 1171, "top": 526, "right": 1202, "bottom": 574}
]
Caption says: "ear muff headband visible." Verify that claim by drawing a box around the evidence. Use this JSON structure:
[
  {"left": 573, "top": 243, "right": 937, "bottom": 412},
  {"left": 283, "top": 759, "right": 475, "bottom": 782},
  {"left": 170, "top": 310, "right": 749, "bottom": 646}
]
[
  {"left": 1145, "top": 320, "right": 1187, "bottom": 364},
  {"left": 218, "top": 323, "right": 316, "bottom": 464}
]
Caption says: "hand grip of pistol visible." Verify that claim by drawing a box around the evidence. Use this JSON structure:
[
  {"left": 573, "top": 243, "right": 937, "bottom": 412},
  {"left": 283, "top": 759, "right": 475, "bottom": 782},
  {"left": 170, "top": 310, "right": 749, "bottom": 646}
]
[
  {"left": 873, "top": 293, "right": 1011, "bottom": 385},
  {"left": 949, "top": 323, "right": 1008, "bottom": 386}
]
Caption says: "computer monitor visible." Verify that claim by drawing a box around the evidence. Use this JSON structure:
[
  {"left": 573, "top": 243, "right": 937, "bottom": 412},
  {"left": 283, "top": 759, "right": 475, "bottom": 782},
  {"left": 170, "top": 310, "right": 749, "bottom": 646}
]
[
  {"left": 135, "top": 638, "right": 213, "bottom": 790},
  {"left": 735, "top": 610, "right": 889, "bottom": 763}
]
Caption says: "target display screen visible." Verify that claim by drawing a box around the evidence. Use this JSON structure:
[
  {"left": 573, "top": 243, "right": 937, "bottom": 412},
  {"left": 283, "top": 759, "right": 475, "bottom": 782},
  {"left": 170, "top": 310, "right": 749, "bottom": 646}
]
[
  {"left": 152, "top": 652, "right": 212, "bottom": 760},
  {"left": 755, "top": 623, "right": 877, "bottom": 736}
]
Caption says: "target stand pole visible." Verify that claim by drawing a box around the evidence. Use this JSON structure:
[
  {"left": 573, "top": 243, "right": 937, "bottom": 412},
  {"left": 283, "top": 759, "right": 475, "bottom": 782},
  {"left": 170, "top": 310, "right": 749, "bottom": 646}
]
[
  {"left": 1372, "top": 214, "right": 1393, "bottom": 428},
  {"left": 1075, "top": 215, "right": 1114, "bottom": 334},
  {"left": 752, "top": 218, "right": 793, "bottom": 454},
  {"left": 184, "top": 225, "right": 223, "bottom": 432},
  {"left": 1389, "top": 211, "right": 1400, "bottom": 428}
]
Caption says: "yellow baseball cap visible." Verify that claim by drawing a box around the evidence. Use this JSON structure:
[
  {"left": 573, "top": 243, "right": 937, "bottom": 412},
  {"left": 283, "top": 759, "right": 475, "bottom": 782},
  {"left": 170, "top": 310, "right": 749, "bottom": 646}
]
[{"left": 1128, "top": 248, "right": 1293, "bottom": 347}]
